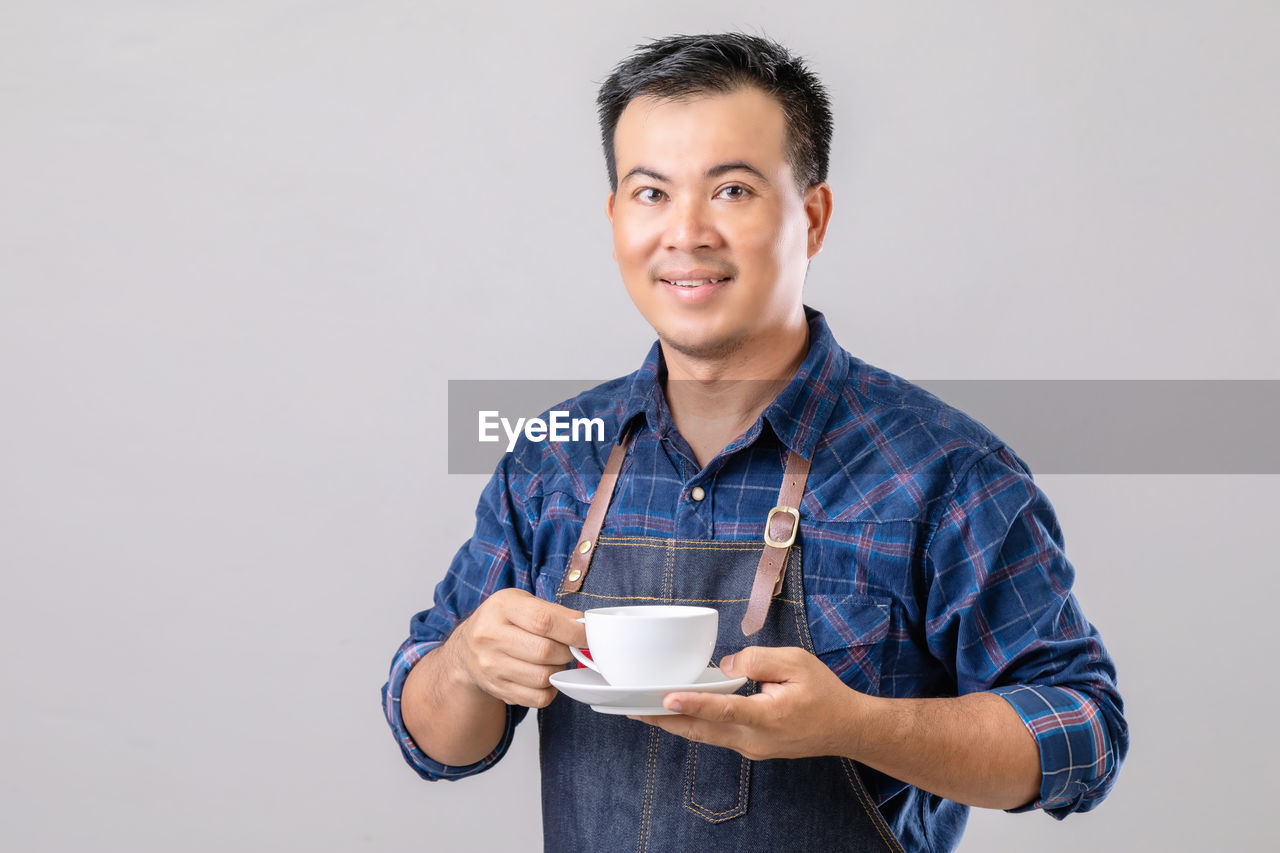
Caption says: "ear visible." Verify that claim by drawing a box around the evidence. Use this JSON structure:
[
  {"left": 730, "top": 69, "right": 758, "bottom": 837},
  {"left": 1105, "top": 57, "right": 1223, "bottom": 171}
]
[
  {"left": 606, "top": 192, "right": 617, "bottom": 261},
  {"left": 803, "top": 182, "right": 833, "bottom": 259}
]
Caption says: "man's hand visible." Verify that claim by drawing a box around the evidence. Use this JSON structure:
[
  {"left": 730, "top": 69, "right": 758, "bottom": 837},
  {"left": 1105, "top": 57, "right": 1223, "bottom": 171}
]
[
  {"left": 442, "top": 588, "right": 587, "bottom": 709},
  {"left": 629, "top": 645, "right": 864, "bottom": 760},
  {"left": 628, "top": 644, "right": 1043, "bottom": 810}
]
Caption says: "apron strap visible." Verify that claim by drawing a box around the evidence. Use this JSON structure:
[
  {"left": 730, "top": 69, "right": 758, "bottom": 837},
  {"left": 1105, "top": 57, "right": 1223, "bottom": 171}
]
[
  {"left": 560, "top": 428, "right": 631, "bottom": 594},
  {"left": 560, "top": 425, "right": 812, "bottom": 630},
  {"left": 741, "top": 448, "right": 812, "bottom": 636}
]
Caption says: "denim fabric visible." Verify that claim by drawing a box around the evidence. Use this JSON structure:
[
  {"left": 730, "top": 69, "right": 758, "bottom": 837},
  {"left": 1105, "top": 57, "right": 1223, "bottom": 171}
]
[{"left": 543, "top": 526, "right": 904, "bottom": 853}]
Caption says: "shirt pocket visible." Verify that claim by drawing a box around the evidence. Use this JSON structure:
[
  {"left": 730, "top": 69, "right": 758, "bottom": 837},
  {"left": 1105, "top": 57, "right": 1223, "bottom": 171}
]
[{"left": 804, "top": 594, "right": 892, "bottom": 696}]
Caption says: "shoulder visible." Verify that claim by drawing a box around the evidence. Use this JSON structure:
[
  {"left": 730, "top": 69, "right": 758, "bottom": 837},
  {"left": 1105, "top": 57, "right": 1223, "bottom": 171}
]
[
  {"left": 807, "top": 353, "right": 1029, "bottom": 523},
  {"left": 501, "top": 373, "right": 638, "bottom": 506},
  {"left": 843, "top": 356, "right": 1008, "bottom": 453}
]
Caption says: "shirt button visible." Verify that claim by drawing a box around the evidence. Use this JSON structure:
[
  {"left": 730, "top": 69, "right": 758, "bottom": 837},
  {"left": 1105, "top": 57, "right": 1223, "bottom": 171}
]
[{"left": 690, "top": 486, "right": 706, "bottom": 502}]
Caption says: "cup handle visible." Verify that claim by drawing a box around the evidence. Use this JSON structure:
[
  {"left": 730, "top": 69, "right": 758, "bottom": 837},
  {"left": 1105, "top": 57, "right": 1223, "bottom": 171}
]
[{"left": 568, "top": 618, "right": 600, "bottom": 674}]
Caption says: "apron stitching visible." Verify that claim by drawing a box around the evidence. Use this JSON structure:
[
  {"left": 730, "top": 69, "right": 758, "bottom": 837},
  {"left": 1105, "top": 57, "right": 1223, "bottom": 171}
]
[
  {"left": 793, "top": 550, "right": 905, "bottom": 853},
  {"left": 600, "top": 536, "right": 765, "bottom": 545},
  {"left": 790, "top": 550, "right": 808, "bottom": 653},
  {"left": 596, "top": 539, "right": 779, "bottom": 552},
  {"left": 663, "top": 538, "right": 674, "bottom": 602},
  {"left": 638, "top": 726, "right": 660, "bottom": 853},
  {"left": 567, "top": 591, "right": 801, "bottom": 605},
  {"left": 837, "top": 758, "right": 905, "bottom": 853},
  {"left": 598, "top": 535, "right": 781, "bottom": 546},
  {"left": 682, "top": 738, "right": 697, "bottom": 813},
  {"left": 685, "top": 745, "right": 749, "bottom": 819},
  {"left": 637, "top": 732, "right": 647, "bottom": 853},
  {"left": 669, "top": 540, "right": 677, "bottom": 601}
]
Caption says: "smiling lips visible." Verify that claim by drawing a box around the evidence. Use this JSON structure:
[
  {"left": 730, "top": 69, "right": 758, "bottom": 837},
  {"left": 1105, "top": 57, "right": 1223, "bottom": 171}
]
[
  {"left": 664, "top": 278, "right": 730, "bottom": 288},
  {"left": 658, "top": 269, "right": 733, "bottom": 288}
]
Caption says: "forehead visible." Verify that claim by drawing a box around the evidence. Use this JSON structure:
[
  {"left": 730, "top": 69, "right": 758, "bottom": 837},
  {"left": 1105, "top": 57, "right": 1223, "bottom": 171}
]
[{"left": 613, "top": 87, "right": 790, "bottom": 178}]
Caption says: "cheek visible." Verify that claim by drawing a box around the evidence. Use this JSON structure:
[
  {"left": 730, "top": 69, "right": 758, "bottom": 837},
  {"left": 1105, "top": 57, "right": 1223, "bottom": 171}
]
[
  {"left": 735, "top": 217, "right": 788, "bottom": 269},
  {"left": 612, "top": 215, "right": 656, "bottom": 270},
  {"left": 750, "top": 209, "right": 809, "bottom": 272}
]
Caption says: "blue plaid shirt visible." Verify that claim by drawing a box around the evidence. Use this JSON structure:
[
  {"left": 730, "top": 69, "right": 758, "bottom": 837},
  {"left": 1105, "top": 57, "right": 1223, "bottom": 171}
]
[{"left": 382, "top": 306, "right": 1127, "bottom": 849}]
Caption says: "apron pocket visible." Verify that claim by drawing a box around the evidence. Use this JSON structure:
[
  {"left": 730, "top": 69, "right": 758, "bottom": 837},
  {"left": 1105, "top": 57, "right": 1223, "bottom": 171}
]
[
  {"left": 805, "top": 594, "right": 892, "bottom": 695},
  {"left": 683, "top": 741, "right": 751, "bottom": 823}
]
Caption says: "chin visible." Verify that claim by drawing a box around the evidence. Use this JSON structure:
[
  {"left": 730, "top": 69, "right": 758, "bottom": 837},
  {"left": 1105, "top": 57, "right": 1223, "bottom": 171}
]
[{"left": 657, "top": 328, "right": 748, "bottom": 362}]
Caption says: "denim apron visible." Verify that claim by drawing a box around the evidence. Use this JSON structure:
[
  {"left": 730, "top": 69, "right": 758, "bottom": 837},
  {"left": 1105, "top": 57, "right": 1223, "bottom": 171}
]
[{"left": 539, "top": 433, "right": 905, "bottom": 852}]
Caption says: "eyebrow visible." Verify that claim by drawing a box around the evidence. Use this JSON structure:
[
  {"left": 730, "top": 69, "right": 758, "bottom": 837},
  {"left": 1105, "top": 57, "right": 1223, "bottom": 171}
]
[{"left": 619, "top": 161, "right": 771, "bottom": 186}]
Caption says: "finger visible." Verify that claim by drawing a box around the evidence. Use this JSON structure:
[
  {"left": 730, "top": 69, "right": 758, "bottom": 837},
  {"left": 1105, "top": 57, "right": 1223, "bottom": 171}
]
[
  {"left": 492, "top": 678, "right": 559, "bottom": 709},
  {"left": 499, "top": 624, "right": 575, "bottom": 666},
  {"left": 493, "top": 657, "right": 564, "bottom": 691},
  {"left": 661, "top": 691, "right": 756, "bottom": 725},
  {"left": 626, "top": 713, "right": 739, "bottom": 752},
  {"left": 721, "top": 645, "right": 802, "bottom": 683},
  {"left": 507, "top": 599, "right": 588, "bottom": 647}
]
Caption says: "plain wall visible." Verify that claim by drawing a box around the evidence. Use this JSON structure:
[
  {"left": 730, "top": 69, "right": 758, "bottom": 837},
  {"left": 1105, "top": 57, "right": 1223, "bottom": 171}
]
[{"left": 2, "top": 2, "right": 1276, "bottom": 850}]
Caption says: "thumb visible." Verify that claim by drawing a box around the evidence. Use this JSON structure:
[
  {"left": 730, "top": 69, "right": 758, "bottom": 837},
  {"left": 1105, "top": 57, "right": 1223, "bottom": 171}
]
[{"left": 720, "top": 646, "right": 799, "bottom": 683}]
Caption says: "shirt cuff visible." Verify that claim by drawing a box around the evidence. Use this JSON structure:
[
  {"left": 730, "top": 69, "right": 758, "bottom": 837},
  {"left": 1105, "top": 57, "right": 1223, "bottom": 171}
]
[
  {"left": 381, "top": 639, "right": 522, "bottom": 781},
  {"left": 991, "top": 684, "right": 1116, "bottom": 818}
]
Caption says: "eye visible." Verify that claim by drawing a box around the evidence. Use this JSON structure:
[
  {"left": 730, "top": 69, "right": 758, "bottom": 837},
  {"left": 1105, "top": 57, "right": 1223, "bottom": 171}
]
[
  {"left": 634, "top": 187, "right": 667, "bottom": 204},
  {"left": 717, "top": 184, "right": 751, "bottom": 200}
]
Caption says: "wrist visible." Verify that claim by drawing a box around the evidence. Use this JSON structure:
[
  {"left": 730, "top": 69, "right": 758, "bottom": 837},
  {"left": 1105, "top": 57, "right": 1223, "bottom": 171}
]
[
  {"left": 441, "top": 621, "right": 510, "bottom": 712},
  {"left": 836, "top": 690, "right": 897, "bottom": 764},
  {"left": 438, "top": 624, "right": 483, "bottom": 699}
]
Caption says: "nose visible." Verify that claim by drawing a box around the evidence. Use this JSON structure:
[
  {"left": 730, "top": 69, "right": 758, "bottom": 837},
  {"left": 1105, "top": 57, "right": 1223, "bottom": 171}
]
[{"left": 664, "top": 196, "right": 723, "bottom": 252}]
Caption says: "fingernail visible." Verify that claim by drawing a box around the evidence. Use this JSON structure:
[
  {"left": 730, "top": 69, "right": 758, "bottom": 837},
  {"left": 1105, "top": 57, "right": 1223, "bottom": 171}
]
[
  {"left": 722, "top": 654, "right": 734, "bottom": 674},
  {"left": 667, "top": 698, "right": 683, "bottom": 713}
]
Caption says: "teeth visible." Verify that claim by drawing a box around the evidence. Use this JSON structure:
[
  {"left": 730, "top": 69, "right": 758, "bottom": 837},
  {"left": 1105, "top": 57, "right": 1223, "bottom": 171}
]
[{"left": 666, "top": 278, "right": 728, "bottom": 288}]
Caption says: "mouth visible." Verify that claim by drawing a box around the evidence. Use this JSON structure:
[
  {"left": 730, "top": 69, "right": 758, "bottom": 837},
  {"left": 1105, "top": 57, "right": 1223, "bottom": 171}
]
[{"left": 659, "top": 277, "right": 732, "bottom": 288}]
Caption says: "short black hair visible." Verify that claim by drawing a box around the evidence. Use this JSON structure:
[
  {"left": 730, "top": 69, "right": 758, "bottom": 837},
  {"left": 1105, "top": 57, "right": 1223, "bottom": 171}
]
[{"left": 596, "top": 33, "right": 833, "bottom": 194}]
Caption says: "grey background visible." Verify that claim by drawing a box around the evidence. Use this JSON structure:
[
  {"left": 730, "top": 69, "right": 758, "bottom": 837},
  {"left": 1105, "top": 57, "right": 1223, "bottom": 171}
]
[{"left": 2, "top": 2, "right": 1276, "bottom": 850}]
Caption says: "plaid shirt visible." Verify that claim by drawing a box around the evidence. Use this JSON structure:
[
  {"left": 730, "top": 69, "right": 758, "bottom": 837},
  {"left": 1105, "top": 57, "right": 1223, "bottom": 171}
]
[{"left": 382, "top": 306, "right": 1127, "bottom": 849}]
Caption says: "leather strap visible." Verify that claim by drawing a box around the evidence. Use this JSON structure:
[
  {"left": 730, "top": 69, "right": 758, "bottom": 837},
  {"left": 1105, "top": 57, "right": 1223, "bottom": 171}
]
[
  {"left": 741, "top": 448, "right": 812, "bottom": 636},
  {"left": 561, "top": 428, "right": 811, "bottom": 631},
  {"left": 560, "top": 430, "right": 631, "bottom": 594}
]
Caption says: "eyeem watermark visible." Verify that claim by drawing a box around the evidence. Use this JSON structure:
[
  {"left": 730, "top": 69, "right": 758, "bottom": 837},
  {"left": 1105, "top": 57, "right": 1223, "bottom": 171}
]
[
  {"left": 478, "top": 410, "right": 605, "bottom": 452},
  {"left": 449, "top": 378, "right": 1280, "bottom": 475}
]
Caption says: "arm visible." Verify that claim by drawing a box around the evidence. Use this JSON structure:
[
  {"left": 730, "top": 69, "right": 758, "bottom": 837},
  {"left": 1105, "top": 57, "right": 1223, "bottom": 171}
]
[
  {"left": 840, "top": 688, "right": 1038, "bottom": 809},
  {"left": 401, "top": 588, "right": 587, "bottom": 767},
  {"left": 381, "top": 451, "right": 584, "bottom": 779},
  {"left": 636, "top": 645, "right": 1038, "bottom": 809},
  {"left": 400, "top": 630, "right": 510, "bottom": 768},
  {"left": 637, "top": 446, "right": 1127, "bottom": 815},
  {"left": 924, "top": 445, "right": 1128, "bottom": 815}
]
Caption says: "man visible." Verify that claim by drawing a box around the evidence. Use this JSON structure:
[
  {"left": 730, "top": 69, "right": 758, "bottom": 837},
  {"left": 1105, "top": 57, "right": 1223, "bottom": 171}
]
[{"left": 382, "top": 33, "right": 1127, "bottom": 852}]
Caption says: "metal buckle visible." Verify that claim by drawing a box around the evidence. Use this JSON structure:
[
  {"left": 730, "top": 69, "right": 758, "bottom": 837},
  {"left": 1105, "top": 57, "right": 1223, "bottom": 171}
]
[{"left": 763, "top": 505, "right": 800, "bottom": 548}]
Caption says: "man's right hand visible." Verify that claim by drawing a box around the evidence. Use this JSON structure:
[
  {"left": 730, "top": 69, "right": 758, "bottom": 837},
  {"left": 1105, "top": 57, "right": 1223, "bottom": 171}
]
[{"left": 441, "top": 588, "right": 587, "bottom": 709}]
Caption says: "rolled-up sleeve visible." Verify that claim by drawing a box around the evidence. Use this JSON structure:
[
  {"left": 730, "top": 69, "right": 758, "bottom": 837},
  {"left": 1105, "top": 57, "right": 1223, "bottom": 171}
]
[
  {"left": 925, "top": 445, "right": 1129, "bottom": 817},
  {"left": 380, "top": 451, "right": 539, "bottom": 781},
  {"left": 382, "top": 638, "right": 528, "bottom": 781},
  {"left": 991, "top": 683, "right": 1121, "bottom": 816}
]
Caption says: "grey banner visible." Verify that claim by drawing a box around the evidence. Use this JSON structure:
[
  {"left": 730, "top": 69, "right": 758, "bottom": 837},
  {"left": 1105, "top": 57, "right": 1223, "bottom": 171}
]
[{"left": 448, "top": 380, "right": 1280, "bottom": 475}]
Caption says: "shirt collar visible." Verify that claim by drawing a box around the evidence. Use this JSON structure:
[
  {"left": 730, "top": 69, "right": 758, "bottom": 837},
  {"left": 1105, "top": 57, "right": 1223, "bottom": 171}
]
[
  {"left": 616, "top": 340, "right": 666, "bottom": 443},
  {"left": 617, "top": 306, "right": 848, "bottom": 461}
]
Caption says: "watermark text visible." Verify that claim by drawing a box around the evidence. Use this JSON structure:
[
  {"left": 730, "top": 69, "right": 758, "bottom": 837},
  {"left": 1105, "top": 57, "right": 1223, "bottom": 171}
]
[{"left": 478, "top": 410, "right": 606, "bottom": 452}]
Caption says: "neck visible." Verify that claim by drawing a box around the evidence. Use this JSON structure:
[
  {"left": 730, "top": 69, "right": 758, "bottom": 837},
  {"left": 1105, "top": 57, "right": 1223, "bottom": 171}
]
[{"left": 661, "top": 312, "right": 810, "bottom": 467}]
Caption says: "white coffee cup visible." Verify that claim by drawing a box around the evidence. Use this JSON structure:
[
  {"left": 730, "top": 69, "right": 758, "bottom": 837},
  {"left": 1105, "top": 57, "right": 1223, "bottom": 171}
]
[{"left": 568, "top": 605, "right": 718, "bottom": 687}]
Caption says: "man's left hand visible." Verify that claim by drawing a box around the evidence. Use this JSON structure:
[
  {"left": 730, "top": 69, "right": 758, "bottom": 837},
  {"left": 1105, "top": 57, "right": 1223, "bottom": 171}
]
[{"left": 629, "top": 645, "right": 866, "bottom": 761}]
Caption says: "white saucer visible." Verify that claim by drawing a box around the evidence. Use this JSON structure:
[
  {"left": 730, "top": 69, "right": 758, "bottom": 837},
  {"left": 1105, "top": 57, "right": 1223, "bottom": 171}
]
[{"left": 549, "top": 666, "right": 748, "bottom": 715}]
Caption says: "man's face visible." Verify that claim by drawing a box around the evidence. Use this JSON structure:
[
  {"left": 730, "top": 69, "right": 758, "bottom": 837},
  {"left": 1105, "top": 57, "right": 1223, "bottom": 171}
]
[{"left": 606, "top": 86, "right": 830, "bottom": 363}]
